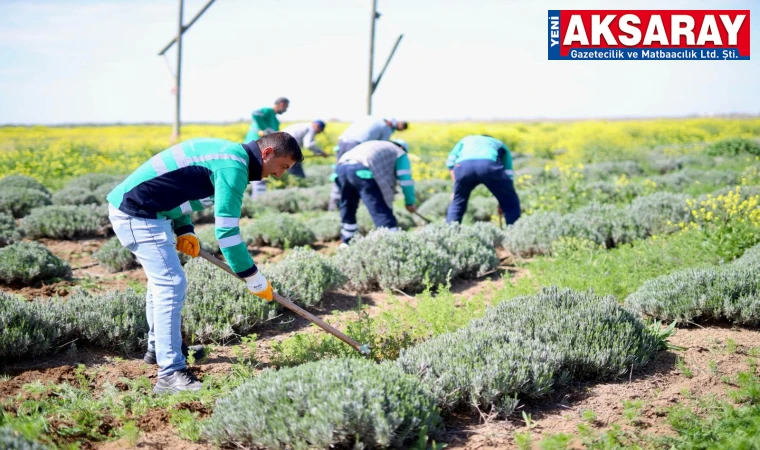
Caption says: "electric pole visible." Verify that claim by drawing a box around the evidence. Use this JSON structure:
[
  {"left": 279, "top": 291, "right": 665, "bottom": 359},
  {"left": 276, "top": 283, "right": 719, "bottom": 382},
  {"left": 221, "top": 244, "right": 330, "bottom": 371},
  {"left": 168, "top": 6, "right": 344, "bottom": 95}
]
[
  {"left": 174, "top": 0, "right": 184, "bottom": 139},
  {"left": 157, "top": 0, "right": 218, "bottom": 141},
  {"left": 366, "top": 0, "right": 403, "bottom": 115},
  {"left": 367, "top": 0, "right": 377, "bottom": 114}
]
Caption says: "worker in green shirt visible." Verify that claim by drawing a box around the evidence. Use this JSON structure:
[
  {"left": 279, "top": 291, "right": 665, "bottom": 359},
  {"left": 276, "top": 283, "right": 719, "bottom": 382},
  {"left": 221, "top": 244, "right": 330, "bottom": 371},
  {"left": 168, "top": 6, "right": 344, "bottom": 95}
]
[
  {"left": 245, "top": 97, "right": 289, "bottom": 197},
  {"left": 107, "top": 132, "right": 303, "bottom": 394},
  {"left": 445, "top": 134, "right": 521, "bottom": 224}
]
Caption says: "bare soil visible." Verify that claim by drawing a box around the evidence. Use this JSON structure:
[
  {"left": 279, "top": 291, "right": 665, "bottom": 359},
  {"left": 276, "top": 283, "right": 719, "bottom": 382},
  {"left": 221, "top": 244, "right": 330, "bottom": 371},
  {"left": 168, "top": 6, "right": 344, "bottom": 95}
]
[
  {"left": 3, "top": 240, "right": 758, "bottom": 449},
  {"left": 442, "top": 325, "right": 760, "bottom": 449}
]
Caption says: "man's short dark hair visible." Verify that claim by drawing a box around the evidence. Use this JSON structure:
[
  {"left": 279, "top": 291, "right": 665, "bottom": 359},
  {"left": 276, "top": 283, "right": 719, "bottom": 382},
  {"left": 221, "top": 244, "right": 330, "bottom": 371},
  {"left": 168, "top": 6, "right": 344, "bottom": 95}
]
[
  {"left": 274, "top": 97, "right": 289, "bottom": 105},
  {"left": 258, "top": 132, "right": 304, "bottom": 162}
]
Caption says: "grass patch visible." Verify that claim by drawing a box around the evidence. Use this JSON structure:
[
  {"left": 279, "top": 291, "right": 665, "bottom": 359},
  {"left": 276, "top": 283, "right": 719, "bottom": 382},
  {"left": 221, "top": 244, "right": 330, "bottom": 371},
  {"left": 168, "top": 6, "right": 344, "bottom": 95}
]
[{"left": 503, "top": 227, "right": 738, "bottom": 301}]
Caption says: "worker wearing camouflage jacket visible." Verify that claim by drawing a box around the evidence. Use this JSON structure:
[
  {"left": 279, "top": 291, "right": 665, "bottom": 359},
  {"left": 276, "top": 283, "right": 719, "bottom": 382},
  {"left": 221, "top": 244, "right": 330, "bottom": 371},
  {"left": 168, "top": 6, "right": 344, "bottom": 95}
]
[
  {"left": 445, "top": 134, "right": 521, "bottom": 224},
  {"left": 107, "top": 133, "right": 302, "bottom": 394},
  {"left": 244, "top": 97, "right": 289, "bottom": 198},
  {"left": 335, "top": 139, "right": 416, "bottom": 244},
  {"left": 282, "top": 120, "right": 327, "bottom": 178}
]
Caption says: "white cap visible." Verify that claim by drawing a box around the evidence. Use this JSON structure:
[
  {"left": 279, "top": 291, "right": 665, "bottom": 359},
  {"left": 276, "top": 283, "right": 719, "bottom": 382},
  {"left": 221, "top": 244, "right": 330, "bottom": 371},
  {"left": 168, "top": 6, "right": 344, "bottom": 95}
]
[{"left": 391, "top": 139, "right": 408, "bottom": 152}]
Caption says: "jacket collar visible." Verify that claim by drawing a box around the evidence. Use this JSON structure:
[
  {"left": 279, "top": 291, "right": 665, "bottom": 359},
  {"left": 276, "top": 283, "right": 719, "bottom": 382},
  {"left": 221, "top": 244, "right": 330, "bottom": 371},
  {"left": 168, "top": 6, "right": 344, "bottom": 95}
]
[{"left": 243, "top": 141, "right": 264, "bottom": 181}]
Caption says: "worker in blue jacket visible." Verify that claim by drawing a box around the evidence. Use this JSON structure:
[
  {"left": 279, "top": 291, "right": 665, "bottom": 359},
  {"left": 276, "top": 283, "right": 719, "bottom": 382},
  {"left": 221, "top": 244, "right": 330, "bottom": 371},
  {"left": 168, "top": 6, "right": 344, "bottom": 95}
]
[{"left": 445, "top": 135, "right": 521, "bottom": 225}]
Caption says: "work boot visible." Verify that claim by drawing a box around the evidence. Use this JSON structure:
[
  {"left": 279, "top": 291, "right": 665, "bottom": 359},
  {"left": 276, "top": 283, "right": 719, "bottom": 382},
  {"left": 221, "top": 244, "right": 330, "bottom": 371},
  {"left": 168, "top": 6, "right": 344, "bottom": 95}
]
[
  {"left": 143, "top": 343, "right": 205, "bottom": 365},
  {"left": 153, "top": 368, "right": 203, "bottom": 394}
]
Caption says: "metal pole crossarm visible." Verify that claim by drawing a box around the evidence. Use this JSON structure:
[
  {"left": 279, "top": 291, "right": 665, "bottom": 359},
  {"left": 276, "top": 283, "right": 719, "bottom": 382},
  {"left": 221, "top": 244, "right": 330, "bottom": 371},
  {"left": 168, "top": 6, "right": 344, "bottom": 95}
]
[
  {"left": 371, "top": 33, "right": 403, "bottom": 94},
  {"left": 158, "top": 0, "right": 218, "bottom": 56}
]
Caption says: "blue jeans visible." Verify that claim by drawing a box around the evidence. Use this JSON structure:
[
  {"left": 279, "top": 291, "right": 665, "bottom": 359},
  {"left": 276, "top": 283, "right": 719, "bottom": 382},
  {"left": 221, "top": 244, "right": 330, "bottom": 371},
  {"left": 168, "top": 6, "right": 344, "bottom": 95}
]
[
  {"left": 446, "top": 160, "right": 521, "bottom": 224},
  {"left": 336, "top": 163, "right": 397, "bottom": 243},
  {"left": 108, "top": 205, "right": 186, "bottom": 378},
  {"left": 329, "top": 140, "right": 362, "bottom": 210}
]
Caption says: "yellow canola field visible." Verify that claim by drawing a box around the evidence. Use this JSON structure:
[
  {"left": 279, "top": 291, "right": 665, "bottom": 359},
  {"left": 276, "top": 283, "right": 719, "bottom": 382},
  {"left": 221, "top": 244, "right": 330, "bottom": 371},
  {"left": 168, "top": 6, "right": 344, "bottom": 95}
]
[{"left": 1, "top": 118, "right": 758, "bottom": 188}]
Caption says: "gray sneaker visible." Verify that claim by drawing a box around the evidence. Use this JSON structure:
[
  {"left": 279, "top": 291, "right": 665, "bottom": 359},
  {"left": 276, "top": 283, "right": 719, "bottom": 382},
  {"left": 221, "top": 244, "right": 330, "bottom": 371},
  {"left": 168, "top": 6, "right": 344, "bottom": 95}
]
[{"left": 153, "top": 368, "right": 203, "bottom": 394}]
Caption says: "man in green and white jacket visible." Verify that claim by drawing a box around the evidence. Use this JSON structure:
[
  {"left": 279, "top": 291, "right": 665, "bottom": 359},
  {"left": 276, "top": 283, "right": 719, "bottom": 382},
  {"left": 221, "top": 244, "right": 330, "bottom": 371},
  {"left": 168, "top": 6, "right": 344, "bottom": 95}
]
[
  {"left": 107, "top": 132, "right": 302, "bottom": 394},
  {"left": 244, "top": 97, "right": 290, "bottom": 198}
]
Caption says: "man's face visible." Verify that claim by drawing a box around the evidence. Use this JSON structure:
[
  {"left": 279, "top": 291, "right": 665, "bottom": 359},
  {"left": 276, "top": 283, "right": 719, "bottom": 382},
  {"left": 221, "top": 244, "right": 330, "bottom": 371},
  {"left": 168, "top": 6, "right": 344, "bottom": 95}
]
[
  {"left": 313, "top": 123, "right": 324, "bottom": 134},
  {"left": 274, "top": 101, "right": 289, "bottom": 114},
  {"left": 396, "top": 122, "right": 408, "bottom": 131},
  {"left": 260, "top": 147, "right": 295, "bottom": 178}
]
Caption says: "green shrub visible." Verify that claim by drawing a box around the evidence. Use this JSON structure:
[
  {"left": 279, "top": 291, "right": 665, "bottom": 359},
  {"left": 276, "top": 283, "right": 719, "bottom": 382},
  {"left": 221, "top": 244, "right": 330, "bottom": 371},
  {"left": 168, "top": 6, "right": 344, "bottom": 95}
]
[
  {"left": 58, "top": 288, "right": 148, "bottom": 352},
  {"left": 0, "top": 187, "right": 52, "bottom": 218},
  {"left": 470, "top": 221, "right": 507, "bottom": 248},
  {"left": 652, "top": 168, "right": 738, "bottom": 191},
  {"left": 417, "top": 193, "right": 450, "bottom": 220},
  {"left": 415, "top": 179, "right": 452, "bottom": 204},
  {"left": 583, "top": 160, "right": 644, "bottom": 180},
  {"left": 0, "top": 175, "right": 49, "bottom": 195},
  {"left": 504, "top": 227, "right": 730, "bottom": 301},
  {"left": 240, "top": 196, "right": 268, "bottom": 218},
  {"left": 302, "top": 164, "right": 335, "bottom": 186},
  {"left": 0, "top": 292, "right": 60, "bottom": 360},
  {"left": 417, "top": 223, "right": 498, "bottom": 278},
  {"left": 241, "top": 213, "right": 315, "bottom": 249},
  {"left": 0, "top": 212, "right": 19, "bottom": 247},
  {"left": 700, "top": 185, "right": 760, "bottom": 202},
  {"left": 303, "top": 214, "right": 340, "bottom": 242},
  {"left": 468, "top": 196, "right": 499, "bottom": 221},
  {"left": 195, "top": 225, "right": 220, "bottom": 254},
  {"left": 0, "top": 426, "right": 49, "bottom": 450},
  {"left": 52, "top": 173, "right": 124, "bottom": 206},
  {"left": 583, "top": 181, "right": 645, "bottom": 204},
  {"left": 628, "top": 192, "right": 691, "bottom": 234},
  {"left": 263, "top": 247, "right": 346, "bottom": 307},
  {"left": 183, "top": 258, "right": 278, "bottom": 343},
  {"left": 203, "top": 358, "right": 441, "bottom": 449},
  {"left": 625, "top": 243, "right": 760, "bottom": 325},
  {"left": 51, "top": 186, "right": 101, "bottom": 206},
  {"left": 66, "top": 173, "right": 124, "bottom": 191},
  {"left": 357, "top": 205, "right": 417, "bottom": 234},
  {"left": 94, "top": 237, "right": 138, "bottom": 272},
  {"left": 335, "top": 229, "right": 451, "bottom": 293},
  {"left": 504, "top": 202, "right": 645, "bottom": 256},
  {"left": 255, "top": 188, "right": 302, "bottom": 213},
  {"left": 0, "top": 242, "right": 72, "bottom": 286},
  {"left": 706, "top": 138, "right": 760, "bottom": 157},
  {"left": 192, "top": 198, "right": 268, "bottom": 223},
  {"left": 397, "top": 287, "right": 660, "bottom": 416},
  {"left": 190, "top": 207, "right": 215, "bottom": 224},
  {"left": 19, "top": 205, "right": 107, "bottom": 239}
]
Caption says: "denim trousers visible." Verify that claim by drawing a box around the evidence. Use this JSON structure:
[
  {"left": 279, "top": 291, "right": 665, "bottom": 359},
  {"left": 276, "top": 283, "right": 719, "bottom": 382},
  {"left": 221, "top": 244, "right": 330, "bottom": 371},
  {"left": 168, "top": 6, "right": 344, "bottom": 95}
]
[
  {"left": 445, "top": 159, "right": 522, "bottom": 225},
  {"left": 108, "top": 205, "right": 186, "bottom": 378},
  {"left": 335, "top": 163, "right": 397, "bottom": 243}
]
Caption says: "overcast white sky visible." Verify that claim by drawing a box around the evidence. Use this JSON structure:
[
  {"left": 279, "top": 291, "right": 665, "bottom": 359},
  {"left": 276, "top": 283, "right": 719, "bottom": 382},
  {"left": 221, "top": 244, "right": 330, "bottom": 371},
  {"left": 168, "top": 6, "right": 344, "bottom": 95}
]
[{"left": 0, "top": 0, "right": 757, "bottom": 124}]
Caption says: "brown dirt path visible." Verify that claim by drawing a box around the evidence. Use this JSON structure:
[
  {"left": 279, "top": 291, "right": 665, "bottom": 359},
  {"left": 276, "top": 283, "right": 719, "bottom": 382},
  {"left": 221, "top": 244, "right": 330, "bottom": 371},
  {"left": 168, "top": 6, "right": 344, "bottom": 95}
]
[{"left": 441, "top": 325, "right": 760, "bottom": 449}]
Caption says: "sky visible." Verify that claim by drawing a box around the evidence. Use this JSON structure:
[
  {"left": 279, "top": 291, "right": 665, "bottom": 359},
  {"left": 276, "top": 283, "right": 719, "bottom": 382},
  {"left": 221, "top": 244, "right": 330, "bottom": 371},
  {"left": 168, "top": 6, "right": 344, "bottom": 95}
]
[{"left": 0, "top": 0, "right": 757, "bottom": 124}]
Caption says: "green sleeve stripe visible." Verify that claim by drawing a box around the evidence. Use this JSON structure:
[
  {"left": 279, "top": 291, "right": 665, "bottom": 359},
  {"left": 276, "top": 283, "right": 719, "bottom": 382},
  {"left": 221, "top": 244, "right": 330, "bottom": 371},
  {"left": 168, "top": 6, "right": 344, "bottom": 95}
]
[{"left": 220, "top": 241, "right": 254, "bottom": 274}]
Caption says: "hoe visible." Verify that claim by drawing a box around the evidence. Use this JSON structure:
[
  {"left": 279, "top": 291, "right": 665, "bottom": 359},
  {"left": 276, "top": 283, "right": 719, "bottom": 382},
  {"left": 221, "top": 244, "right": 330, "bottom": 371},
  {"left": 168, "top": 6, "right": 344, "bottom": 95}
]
[{"left": 198, "top": 249, "right": 372, "bottom": 355}]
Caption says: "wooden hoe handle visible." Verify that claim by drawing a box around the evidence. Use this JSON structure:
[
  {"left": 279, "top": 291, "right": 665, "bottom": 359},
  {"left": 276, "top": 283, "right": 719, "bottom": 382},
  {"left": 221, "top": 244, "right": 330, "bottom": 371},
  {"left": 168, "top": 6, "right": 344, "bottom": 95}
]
[{"left": 197, "top": 249, "right": 370, "bottom": 355}]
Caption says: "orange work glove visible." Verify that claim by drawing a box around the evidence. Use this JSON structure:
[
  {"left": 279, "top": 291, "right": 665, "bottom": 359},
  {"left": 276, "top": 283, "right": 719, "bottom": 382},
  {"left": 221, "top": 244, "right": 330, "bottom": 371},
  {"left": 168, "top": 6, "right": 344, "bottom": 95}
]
[
  {"left": 245, "top": 271, "right": 273, "bottom": 301},
  {"left": 176, "top": 233, "right": 200, "bottom": 258}
]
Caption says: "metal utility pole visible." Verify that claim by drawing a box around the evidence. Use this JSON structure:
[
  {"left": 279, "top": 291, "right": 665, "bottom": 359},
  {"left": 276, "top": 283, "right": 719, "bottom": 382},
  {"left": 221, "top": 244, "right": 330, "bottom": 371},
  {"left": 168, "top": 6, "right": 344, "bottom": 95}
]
[
  {"left": 366, "top": 0, "right": 377, "bottom": 115},
  {"left": 366, "top": 0, "right": 403, "bottom": 115},
  {"left": 157, "top": 0, "right": 218, "bottom": 140},
  {"left": 174, "top": 0, "right": 184, "bottom": 139}
]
